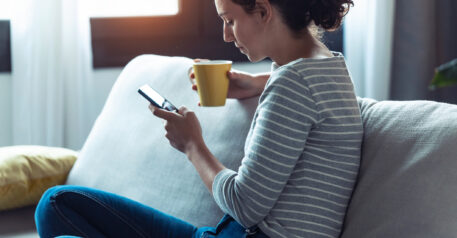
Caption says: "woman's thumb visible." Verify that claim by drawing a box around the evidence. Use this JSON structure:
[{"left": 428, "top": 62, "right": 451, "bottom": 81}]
[{"left": 227, "top": 71, "right": 241, "bottom": 81}]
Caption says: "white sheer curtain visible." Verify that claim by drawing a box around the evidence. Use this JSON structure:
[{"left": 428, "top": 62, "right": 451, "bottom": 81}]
[
  {"left": 344, "top": 0, "right": 396, "bottom": 100},
  {"left": 11, "top": 0, "right": 94, "bottom": 150}
]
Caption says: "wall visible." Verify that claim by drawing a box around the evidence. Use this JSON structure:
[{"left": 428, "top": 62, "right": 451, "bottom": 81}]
[{"left": 0, "top": 60, "right": 271, "bottom": 149}]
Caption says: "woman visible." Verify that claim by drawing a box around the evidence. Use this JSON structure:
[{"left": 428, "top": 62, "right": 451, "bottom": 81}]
[{"left": 35, "top": 0, "right": 361, "bottom": 237}]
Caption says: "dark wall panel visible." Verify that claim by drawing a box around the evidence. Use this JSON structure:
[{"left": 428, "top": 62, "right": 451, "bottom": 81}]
[
  {"left": 91, "top": 0, "right": 247, "bottom": 68},
  {"left": 0, "top": 20, "right": 11, "bottom": 72}
]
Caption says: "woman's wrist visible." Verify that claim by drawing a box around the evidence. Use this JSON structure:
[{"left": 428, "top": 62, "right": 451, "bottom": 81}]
[
  {"left": 253, "top": 73, "right": 270, "bottom": 94},
  {"left": 185, "top": 140, "right": 225, "bottom": 194},
  {"left": 185, "top": 140, "right": 208, "bottom": 162}
]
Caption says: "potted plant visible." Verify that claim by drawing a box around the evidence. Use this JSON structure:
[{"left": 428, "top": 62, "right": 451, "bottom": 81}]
[{"left": 430, "top": 58, "right": 457, "bottom": 89}]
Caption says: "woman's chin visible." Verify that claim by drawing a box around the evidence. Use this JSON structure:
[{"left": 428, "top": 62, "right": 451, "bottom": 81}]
[
  {"left": 240, "top": 48, "right": 266, "bottom": 62},
  {"left": 246, "top": 54, "right": 266, "bottom": 63}
]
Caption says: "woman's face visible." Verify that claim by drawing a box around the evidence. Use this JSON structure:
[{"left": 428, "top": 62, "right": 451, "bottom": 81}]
[{"left": 215, "top": 0, "right": 266, "bottom": 62}]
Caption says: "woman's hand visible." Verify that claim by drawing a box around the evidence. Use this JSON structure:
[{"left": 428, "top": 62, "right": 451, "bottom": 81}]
[
  {"left": 225, "top": 70, "right": 269, "bottom": 99},
  {"left": 149, "top": 104, "right": 204, "bottom": 155},
  {"left": 149, "top": 103, "right": 226, "bottom": 193}
]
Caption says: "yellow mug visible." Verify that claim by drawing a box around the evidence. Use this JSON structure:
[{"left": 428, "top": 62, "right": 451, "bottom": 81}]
[{"left": 193, "top": 60, "right": 232, "bottom": 106}]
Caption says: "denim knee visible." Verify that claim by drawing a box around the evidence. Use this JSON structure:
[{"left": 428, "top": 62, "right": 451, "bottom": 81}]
[
  {"left": 35, "top": 185, "right": 71, "bottom": 235},
  {"left": 36, "top": 186, "right": 62, "bottom": 214},
  {"left": 36, "top": 185, "right": 67, "bottom": 213}
]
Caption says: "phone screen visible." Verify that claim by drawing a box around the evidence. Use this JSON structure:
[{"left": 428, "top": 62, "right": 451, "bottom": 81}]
[
  {"left": 138, "top": 84, "right": 178, "bottom": 112},
  {"left": 139, "top": 85, "right": 165, "bottom": 106}
]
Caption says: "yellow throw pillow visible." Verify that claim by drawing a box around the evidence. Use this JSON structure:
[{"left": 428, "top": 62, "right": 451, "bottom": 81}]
[{"left": 0, "top": 146, "right": 78, "bottom": 211}]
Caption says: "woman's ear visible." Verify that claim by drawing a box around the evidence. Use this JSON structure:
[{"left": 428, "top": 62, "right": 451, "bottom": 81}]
[{"left": 254, "top": 0, "right": 273, "bottom": 23}]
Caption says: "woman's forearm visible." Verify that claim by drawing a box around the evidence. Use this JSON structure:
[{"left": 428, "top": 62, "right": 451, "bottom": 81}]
[
  {"left": 186, "top": 142, "right": 226, "bottom": 194},
  {"left": 254, "top": 72, "right": 270, "bottom": 81}
]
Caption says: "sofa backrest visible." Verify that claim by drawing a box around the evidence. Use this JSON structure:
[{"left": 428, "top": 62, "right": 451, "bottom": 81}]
[
  {"left": 66, "top": 55, "right": 259, "bottom": 227},
  {"left": 342, "top": 98, "right": 457, "bottom": 237}
]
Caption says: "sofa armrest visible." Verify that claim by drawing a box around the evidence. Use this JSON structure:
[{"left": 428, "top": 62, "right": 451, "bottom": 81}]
[{"left": 65, "top": 55, "right": 259, "bottom": 227}]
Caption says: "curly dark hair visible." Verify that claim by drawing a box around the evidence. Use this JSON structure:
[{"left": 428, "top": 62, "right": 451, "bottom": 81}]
[{"left": 231, "top": 0, "right": 354, "bottom": 32}]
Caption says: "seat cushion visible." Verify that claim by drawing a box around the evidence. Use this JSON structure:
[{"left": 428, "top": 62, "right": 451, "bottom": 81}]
[
  {"left": 66, "top": 55, "right": 259, "bottom": 227},
  {"left": 342, "top": 98, "right": 457, "bottom": 237}
]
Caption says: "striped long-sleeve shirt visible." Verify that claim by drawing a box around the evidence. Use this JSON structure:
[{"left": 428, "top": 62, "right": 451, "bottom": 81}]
[{"left": 212, "top": 53, "right": 363, "bottom": 238}]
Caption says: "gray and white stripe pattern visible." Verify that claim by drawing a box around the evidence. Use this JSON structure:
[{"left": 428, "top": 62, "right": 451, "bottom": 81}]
[{"left": 213, "top": 53, "right": 363, "bottom": 238}]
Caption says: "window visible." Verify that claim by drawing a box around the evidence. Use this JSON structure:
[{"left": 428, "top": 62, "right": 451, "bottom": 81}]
[
  {"left": 0, "top": 1, "right": 12, "bottom": 20},
  {"left": 86, "top": 0, "right": 179, "bottom": 18}
]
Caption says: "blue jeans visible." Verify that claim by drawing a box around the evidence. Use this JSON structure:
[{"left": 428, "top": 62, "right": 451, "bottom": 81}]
[{"left": 35, "top": 185, "right": 268, "bottom": 238}]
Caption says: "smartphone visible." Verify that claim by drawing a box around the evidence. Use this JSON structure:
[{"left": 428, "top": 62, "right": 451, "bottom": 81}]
[{"left": 138, "top": 84, "right": 178, "bottom": 112}]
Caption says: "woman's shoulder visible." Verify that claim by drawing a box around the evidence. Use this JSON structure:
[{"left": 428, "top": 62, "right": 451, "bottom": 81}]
[
  {"left": 290, "top": 53, "right": 347, "bottom": 71},
  {"left": 273, "top": 52, "right": 347, "bottom": 75},
  {"left": 269, "top": 52, "right": 350, "bottom": 89}
]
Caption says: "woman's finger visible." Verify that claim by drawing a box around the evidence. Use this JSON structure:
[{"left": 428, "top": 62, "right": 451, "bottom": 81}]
[
  {"left": 149, "top": 104, "right": 176, "bottom": 121},
  {"left": 178, "top": 106, "right": 189, "bottom": 116},
  {"left": 189, "top": 73, "right": 196, "bottom": 85},
  {"left": 194, "top": 58, "right": 209, "bottom": 63}
]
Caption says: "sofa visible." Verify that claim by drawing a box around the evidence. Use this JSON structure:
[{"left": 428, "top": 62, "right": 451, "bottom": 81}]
[{"left": 1, "top": 54, "right": 457, "bottom": 237}]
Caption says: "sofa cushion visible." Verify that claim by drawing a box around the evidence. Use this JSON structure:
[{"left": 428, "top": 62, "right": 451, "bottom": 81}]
[
  {"left": 0, "top": 146, "right": 77, "bottom": 211},
  {"left": 66, "top": 55, "right": 259, "bottom": 227},
  {"left": 342, "top": 98, "right": 457, "bottom": 237}
]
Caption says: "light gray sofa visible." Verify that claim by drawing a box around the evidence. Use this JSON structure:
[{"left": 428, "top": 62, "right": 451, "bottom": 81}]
[{"left": 1, "top": 55, "right": 457, "bottom": 237}]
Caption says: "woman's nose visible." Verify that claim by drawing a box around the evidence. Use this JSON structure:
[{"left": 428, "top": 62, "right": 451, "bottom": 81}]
[{"left": 223, "top": 25, "right": 234, "bottom": 43}]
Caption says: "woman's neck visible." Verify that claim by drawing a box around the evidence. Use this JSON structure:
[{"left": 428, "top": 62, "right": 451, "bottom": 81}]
[{"left": 268, "top": 28, "right": 332, "bottom": 66}]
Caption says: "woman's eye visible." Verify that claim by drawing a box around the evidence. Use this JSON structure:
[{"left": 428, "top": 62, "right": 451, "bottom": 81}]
[{"left": 226, "top": 20, "right": 234, "bottom": 25}]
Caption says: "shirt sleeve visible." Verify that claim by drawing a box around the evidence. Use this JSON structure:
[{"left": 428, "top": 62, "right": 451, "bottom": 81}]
[{"left": 212, "top": 69, "right": 319, "bottom": 228}]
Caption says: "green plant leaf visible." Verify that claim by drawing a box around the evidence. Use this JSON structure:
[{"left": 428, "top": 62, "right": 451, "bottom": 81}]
[{"left": 430, "top": 58, "right": 457, "bottom": 90}]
